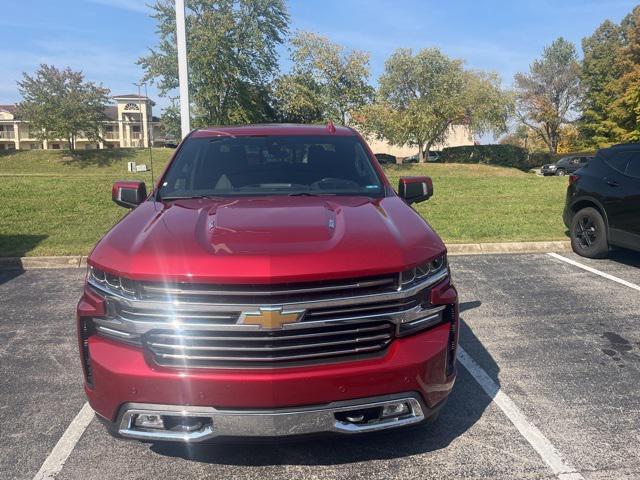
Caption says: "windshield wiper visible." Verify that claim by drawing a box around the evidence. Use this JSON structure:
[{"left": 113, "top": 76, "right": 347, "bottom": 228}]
[{"left": 288, "top": 192, "right": 320, "bottom": 197}]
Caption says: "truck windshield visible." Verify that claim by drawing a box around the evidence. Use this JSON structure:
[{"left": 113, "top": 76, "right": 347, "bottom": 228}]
[{"left": 159, "top": 135, "right": 384, "bottom": 198}]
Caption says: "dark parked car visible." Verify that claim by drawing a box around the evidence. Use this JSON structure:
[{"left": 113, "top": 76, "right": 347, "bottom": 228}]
[
  {"left": 374, "top": 153, "right": 396, "bottom": 164},
  {"left": 563, "top": 144, "right": 640, "bottom": 258},
  {"left": 542, "top": 155, "right": 593, "bottom": 176}
]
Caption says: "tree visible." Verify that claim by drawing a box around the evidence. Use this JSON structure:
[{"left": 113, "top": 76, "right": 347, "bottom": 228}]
[
  {"left": 604, "top": 6, "right": 640, "bottom": 142},
  {"left": 355, "top": 48, "right": 511, "bottom": 162},
  {"left": 579, "top": 20, "right": 625, "bottom": 146},
  {"left": 159, "top": 99, "right": 181, "bottom": 140},
  {"left": 287, "top": 31, "right": 374, "bottom": 124},
  {"left": 139, "top": 0, "right": 288, "bottom": 127},
  {"left": 271, "top": 73, "right": 324, "bottom": 123},
  {"left": 17, "top": 64, "right": 110, "bottom": 152},
  {"left": 514, "top": 38, "right": 582, "bottom": 154}
]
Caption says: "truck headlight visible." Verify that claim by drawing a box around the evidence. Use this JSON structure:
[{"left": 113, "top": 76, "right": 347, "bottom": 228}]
[
  {"left": 400, "top": 254, "right": 448, "bottom": 289},
  {"left": 89, "top": 266, "right": 138, "bottom": 296}
]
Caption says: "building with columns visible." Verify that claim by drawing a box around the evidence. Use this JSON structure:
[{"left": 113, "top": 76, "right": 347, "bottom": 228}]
[{"left": 0, "top": 94, "right": 164, "bottom": 150}]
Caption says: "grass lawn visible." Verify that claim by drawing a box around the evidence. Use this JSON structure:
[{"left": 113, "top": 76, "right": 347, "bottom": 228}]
[{"left": 0, "top": 150, "right": 568, "bottom": 257}]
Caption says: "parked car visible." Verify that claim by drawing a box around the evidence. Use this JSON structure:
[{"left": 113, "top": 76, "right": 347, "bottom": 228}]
[
  {"left": 79, "top": 123, "right": 459, "bottom": 442},
  {"left": 541, "top": 155, "right": 593, "bottom": 176},
  {"left": 404, "top": 151, "right": 441, "bottom": 163},
  {"left": 375, "top": 153, "right": 396, "bottom": 164},
  {"left": 563, "top": 143, "right": 640, "bottom": 258}
]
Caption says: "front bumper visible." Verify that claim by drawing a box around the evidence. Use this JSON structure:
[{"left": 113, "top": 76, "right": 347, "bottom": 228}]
[
  {"left": 77, "top": 277, "right": 458, "bottom": 440},
  {"left": 84, "top": 322, "right": 455, "bottom": 423},
  {"left": 112, "top": 393, "right": 435, "bottom": 442}
]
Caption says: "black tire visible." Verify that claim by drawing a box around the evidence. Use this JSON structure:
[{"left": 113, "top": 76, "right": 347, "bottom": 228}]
[
  {"left": 570, "top": 207, "right": 609, "bottom": 258},
  {"left": 556, "top": 169, "right": 567, "bottom": 176}
]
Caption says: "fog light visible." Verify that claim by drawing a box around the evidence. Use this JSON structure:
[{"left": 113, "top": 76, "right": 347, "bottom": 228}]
[
  {"left": 134, "top": 414, "right": 165, "bottom": 429},
  {"left": 381, "top": 402, "right": 410, "bottom": 418}
]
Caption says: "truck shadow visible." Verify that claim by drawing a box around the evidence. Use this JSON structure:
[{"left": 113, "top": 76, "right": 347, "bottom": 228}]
[
  {"left": 0, "top": 234, "right": 48, "bottom": 285},
  {"left": 150, "top": 301, "right": 499, "bottom": 466}
]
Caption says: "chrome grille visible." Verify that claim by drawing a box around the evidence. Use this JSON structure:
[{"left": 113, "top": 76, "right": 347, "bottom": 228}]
[
  {"left": 138, "top": 274, "right": 399, "bottom": 304},
  {"left": 144, "top": 320, "right": 394, "bottom": 367},
  {"left": 88, "top": 268, "right": 450, "bottom": 368}
]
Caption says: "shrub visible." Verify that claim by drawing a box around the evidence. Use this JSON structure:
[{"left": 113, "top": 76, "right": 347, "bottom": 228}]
[
  {"left": 440, "top": 144, "right": 531, "bottom": 170},
  {"left": 528, "top": 151, "right": 554, "bottom": 167}
]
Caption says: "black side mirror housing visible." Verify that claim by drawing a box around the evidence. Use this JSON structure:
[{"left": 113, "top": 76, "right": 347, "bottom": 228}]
[
  {"left": 398, "top": 176, "right": 433, "bottom": 204},
  {"left": 112, "top": 181, "right": 147, "bottom": 209}
]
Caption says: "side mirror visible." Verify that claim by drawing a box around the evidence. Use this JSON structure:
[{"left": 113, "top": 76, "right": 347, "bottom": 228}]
[
  {"left": 112, "top": 181, "right": 147, "bottom": 209},
  {"left": 398, "top": 176, "right": 433, "bottom": 204}
]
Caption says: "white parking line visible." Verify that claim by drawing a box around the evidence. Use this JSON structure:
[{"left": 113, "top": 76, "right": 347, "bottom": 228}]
[
  {"left": 32, "top": 402, "right": 93, "bottom": 480},
  {"left": 458, "top": 347, "right": 585, "bottom": 480},
  {"left": 547, "top": 252, "right": 640, "bottom": 292}
]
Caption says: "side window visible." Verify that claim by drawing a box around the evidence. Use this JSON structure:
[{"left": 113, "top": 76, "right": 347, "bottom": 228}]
[
  {"left": 604, "top": 152, "right": 634, "bottom": 174},
  {"left": 570, "top": 157, "right": 580, "bottom": 165}
]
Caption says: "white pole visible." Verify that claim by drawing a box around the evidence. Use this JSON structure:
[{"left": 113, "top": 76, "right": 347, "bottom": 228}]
[{"left": 175, "top": 0, "right": 190, "bottom": 138}]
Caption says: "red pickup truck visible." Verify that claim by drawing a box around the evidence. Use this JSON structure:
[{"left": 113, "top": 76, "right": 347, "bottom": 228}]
[{"left": 77, "top": 124, "right": 459, "bottom": 442}]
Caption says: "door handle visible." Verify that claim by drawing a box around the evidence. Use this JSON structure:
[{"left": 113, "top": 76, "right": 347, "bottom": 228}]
[{"left": 603, "top": 177, "right": 619, "bottom": 187}]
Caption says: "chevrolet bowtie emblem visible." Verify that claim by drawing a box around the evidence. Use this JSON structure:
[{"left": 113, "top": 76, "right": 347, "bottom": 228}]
[{"left": 240, "top": 307, "right": 305, "bottom": 330}]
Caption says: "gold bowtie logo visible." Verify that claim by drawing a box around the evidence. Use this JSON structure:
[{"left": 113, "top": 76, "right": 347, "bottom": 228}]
[{"left": 240, "top": 307, "right": 304, "bottom": 330}]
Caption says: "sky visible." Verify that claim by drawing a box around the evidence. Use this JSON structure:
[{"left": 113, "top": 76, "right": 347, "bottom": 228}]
[{"left": 1, "top": 0, "right": 637, "bottom": 118}]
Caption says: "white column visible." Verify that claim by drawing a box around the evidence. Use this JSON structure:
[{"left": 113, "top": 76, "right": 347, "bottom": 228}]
[
  {"left": 118, "top": 120, "right": 125, "bottom": 148},
  {"left": 141, "top": 108, "right": 149, "bottom": 148},
  {"left": 13, "top": 122, "right": 20, "bottom": 149}
]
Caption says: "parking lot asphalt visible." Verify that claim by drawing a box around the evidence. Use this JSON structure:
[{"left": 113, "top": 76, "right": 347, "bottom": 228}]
[{"left": 1, "top": 251, "right": 639, "bottom": 480}]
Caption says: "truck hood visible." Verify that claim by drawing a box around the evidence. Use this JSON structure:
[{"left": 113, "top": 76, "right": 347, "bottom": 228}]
[{"left": 90, "top": 196, "right": 445, "bottom": 283}]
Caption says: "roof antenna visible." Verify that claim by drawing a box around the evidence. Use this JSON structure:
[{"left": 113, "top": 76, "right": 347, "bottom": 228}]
[{"left": 326, "top": 120, "right": 336, "bottom": 133}]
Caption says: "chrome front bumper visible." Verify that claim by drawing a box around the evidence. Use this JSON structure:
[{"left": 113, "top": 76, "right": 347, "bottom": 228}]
[{"left": 115, "top": 393, "right": 427, "bottom": 442}]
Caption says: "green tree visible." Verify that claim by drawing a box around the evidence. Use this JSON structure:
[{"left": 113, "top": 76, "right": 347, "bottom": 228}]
[
  {"left": 356, "top": 48, "right": 511, "bottom": 162},
  {"left": 288, "top": 31, "right": 374, "bottom": 124},
  {"left": 514, "top": 38, "right": 582, "bottom": 154},
  {"left": 159, "top": 98, "right": 181, "bottom": 140},
  {"left": 605, "top": 6, "right": 640, "bottom": 142},
  {"left": 579, "top": 20, "right": 625, "bottom": 146},
  {"left": 139, "top": 0, "right": 288, "bottom": 127},
  {"left": 272, "top": 73, "right": 324, "bottom": 123},
  {"left": 17, "top": 64, "right": 110, "bottom": 152}
]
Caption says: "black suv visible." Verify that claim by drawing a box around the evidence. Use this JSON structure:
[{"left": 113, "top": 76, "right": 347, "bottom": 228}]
[
  {"left": 563, "top": 144, "right": 640, "bottom": 258},
  {"left": 542, "top": 155, "right": 592, "bottom": 176}
]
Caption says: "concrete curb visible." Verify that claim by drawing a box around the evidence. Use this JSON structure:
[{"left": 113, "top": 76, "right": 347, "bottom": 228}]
[
  {"left": 0, "top": 242, "right": 571, "bottom": 271},
  {"left": 0, "top": 256, "right": 87, "bottom": 271},
  {"left": 447, "top": 241, "right": 571, "bottom": 255}
]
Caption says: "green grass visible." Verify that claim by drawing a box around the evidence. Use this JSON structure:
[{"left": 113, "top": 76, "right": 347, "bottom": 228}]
[
  {"left": 385, "top": 163, "right": 569, "bottom": 244},
  {"left": 0, "top": 150, "right": 569, "bottom": 257}
]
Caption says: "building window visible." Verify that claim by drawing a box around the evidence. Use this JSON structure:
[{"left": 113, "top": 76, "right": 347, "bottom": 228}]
[
  {"left": 52, "top": 143, "right": 60, "bottom": 150},
  {"left": 124, "top": 103, "right": 140, "bottom": 111},
  {"left": 132, "top": 125, "right": 141, "bottom": 133},
  {"left": 30, "top": 143, "right": 41, "bottom": 150}
]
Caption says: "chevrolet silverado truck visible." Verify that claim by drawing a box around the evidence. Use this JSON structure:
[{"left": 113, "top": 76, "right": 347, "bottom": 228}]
[{"left": 77, "top": 123, "right": 459, "bottom": 442}]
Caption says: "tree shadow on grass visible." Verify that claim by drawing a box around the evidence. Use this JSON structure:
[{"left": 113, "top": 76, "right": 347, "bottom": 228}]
[
  {"left": 60, "top": 149, "right": 138, "bottom": 169},
  {"left": 0, "top": 234, "right": 48, "bottom": 285},
  {"left": 149, "top": 302, "right": 499, "bottom": 467}
]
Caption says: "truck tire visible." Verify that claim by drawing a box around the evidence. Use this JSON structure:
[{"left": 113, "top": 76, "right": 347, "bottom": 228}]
[
  {"left": 556, "top": 169, "right": 566, "bottom": 176},
  {"left": 570, "top": 207, "right": 609, "bottom": 258}
]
